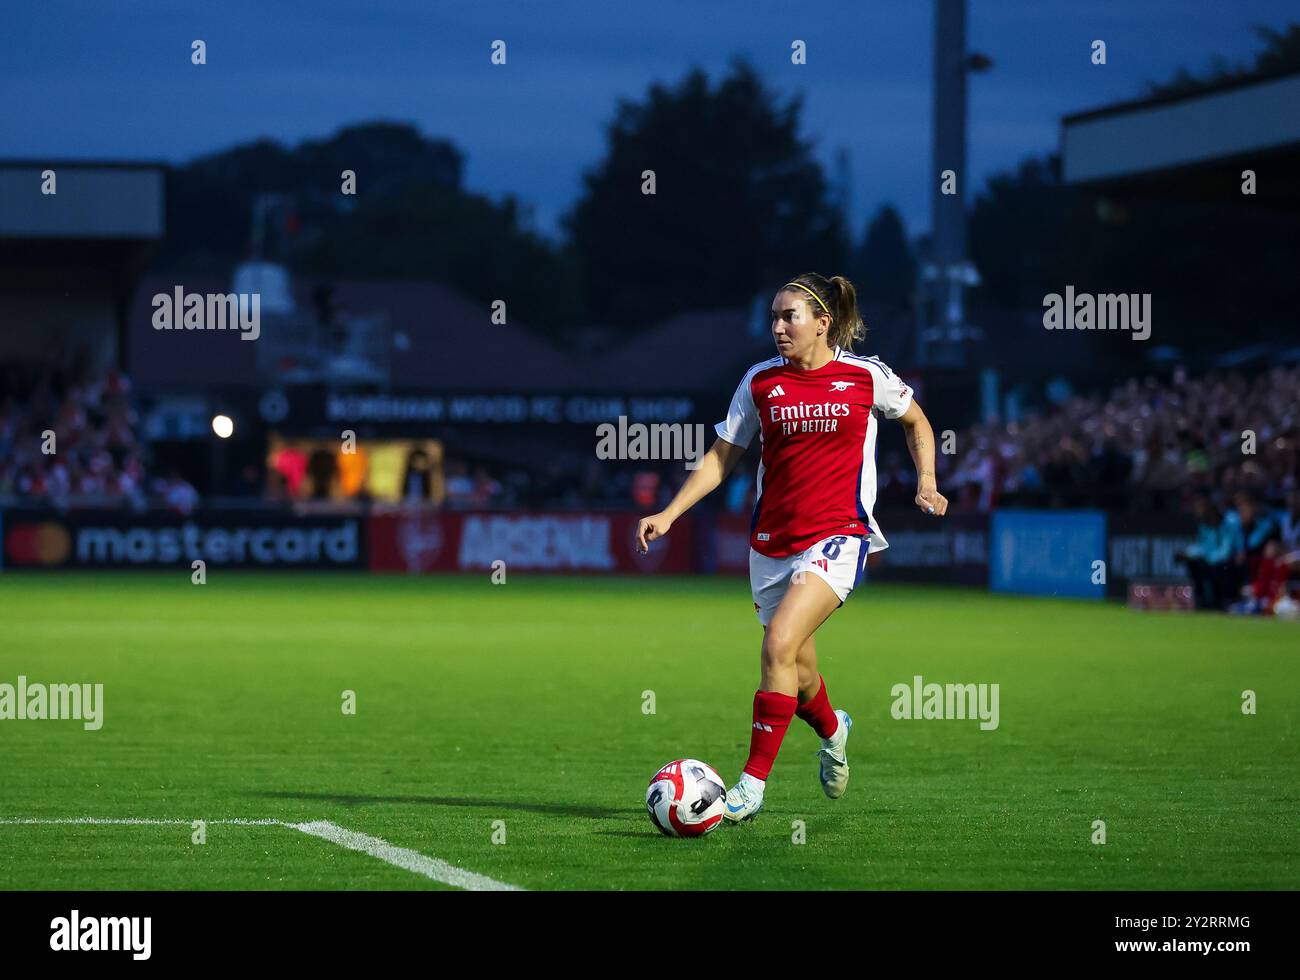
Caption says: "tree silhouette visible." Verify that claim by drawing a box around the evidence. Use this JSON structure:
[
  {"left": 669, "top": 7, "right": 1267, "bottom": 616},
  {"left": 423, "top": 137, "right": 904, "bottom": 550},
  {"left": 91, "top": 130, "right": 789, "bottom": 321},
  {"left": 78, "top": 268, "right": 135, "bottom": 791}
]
[
  {"left": 1145, "top": 21, "right": 1300, "bottom": 97},
  {"left": 851, "top": 205, "right": 916, "bottom": 310},
  {"left": 157, "top": 122, "right": 583, "bottom": 335},
  {"left": 563, "top": 59, "right": 848, "bottom": 330}
]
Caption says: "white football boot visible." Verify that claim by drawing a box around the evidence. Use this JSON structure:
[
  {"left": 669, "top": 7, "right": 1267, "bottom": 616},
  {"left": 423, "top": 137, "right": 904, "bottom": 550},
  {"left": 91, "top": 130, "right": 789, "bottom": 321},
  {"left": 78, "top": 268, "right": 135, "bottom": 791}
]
[
  {"left": 723, "top": 772, "right": 765, "bottom": 823},
  {"left": 816, "top": 709, "right": 852, "bottom": 799}
]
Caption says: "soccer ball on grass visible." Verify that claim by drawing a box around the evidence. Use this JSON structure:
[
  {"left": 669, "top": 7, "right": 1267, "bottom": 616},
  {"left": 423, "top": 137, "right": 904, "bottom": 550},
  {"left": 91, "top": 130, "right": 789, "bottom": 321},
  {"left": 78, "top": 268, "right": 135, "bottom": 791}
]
[{"left": 645, "top": 759, "right": 726, "bottom": 837}]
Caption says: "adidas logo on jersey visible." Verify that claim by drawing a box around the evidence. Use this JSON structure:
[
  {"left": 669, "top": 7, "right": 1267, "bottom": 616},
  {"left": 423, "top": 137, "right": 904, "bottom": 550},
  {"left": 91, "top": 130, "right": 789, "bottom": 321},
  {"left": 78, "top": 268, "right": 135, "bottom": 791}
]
[
  {"left": 767, "top": 385, "right": 785, "bottom": 398},
  {"left": 812, "top": 558, "right": 829, "bottom": 571}
]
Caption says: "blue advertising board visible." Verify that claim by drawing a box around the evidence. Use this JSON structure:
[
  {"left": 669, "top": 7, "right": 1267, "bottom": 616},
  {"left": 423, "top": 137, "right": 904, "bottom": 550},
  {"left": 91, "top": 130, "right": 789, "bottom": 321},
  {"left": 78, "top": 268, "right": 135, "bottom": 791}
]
[{"left": 990, "top": 510, "right": 1107, "bottom": 599}]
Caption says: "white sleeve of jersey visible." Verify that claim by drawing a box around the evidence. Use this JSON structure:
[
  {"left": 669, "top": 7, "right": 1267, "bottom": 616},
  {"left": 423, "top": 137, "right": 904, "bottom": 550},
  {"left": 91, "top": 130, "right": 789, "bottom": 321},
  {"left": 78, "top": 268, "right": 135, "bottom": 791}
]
[
  {"left": 715, "top": 369, "right": 760, "bottom": 448},
  {"left": 863, "top": 357, "right": 914, "bottom": 419}
]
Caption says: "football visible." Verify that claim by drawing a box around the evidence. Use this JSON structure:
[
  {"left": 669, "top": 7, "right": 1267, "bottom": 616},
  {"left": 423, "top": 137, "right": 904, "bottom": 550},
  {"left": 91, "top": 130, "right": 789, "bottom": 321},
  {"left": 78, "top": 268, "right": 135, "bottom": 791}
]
[{"left": 645, "top": 759, "right": 727, "bottom": 837}]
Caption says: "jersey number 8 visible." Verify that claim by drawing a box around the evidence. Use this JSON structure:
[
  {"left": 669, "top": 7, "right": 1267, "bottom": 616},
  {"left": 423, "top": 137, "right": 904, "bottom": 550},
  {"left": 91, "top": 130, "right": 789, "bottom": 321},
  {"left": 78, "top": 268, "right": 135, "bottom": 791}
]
[{"left": 821, "top": 536, "right": 849, "bottom": 561}]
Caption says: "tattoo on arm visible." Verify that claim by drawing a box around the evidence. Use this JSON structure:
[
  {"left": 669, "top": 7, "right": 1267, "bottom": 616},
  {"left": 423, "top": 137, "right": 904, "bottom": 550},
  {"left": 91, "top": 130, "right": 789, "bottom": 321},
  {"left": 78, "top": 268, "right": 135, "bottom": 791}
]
[{"left": 906, "top": 426, "right": 936, "bottom": 483}]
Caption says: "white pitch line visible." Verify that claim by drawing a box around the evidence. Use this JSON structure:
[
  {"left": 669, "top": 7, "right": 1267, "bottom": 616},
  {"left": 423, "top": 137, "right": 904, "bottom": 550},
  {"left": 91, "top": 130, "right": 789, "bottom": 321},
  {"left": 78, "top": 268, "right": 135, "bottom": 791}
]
[
  {"left": 0, "top": 817, "right": 523, "bottom": 891},
  {"left": 288, "top": 820, "right": 522, "bottom": 892}
]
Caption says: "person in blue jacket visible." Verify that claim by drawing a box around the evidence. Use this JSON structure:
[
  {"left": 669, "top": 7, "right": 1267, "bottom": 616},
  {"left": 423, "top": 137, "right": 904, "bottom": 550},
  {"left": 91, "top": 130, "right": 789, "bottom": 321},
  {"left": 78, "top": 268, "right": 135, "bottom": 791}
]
[{"left": 1179, "top": 493, "right": 1245, "bottom": 610}]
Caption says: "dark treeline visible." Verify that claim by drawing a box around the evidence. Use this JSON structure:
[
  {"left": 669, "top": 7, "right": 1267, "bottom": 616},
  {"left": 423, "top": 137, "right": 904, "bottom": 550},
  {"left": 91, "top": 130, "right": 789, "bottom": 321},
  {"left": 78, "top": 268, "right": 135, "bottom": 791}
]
[{"left": 154, "top": 30, "right": 1297, "bottom": 359}]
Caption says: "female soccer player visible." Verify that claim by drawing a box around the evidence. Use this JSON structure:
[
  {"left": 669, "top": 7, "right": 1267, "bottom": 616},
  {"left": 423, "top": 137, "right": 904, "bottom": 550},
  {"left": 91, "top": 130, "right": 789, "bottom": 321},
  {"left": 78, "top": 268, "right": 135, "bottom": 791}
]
[{"left": 635, "top": 272, "right": 947, "bottom": 822}]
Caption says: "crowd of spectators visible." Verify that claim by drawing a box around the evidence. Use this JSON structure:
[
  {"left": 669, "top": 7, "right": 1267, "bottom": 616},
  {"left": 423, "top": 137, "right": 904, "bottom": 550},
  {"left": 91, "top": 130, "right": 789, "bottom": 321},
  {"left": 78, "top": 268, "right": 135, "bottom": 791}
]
[
  {"left": 442, "top": 458, "right": 507, "bottom": 508},
  {"left": 937, "top": 365, "right": 1299, "bottom": 515},
  {"left": 453, "top": 364, "right": 1300, "bottom": 532},
  {"left": 7, "top": 357, "right": 1297, "bottom": 565},
  {"left": 0, "top": 363, "right": 202, "bottom": 510},
  {"left": 927, "top": 364, "right": 1300, "bottom": 615}
]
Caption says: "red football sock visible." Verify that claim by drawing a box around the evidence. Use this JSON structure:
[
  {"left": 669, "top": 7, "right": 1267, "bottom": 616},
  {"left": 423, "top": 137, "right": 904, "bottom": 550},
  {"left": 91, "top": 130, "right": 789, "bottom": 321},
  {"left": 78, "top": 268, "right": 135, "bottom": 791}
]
[
  {"left": 742, "top": 690, "right": 798, "bottom": 780},
  {"left": 796, "top": 676, "right": 840, "bottom": 739}
]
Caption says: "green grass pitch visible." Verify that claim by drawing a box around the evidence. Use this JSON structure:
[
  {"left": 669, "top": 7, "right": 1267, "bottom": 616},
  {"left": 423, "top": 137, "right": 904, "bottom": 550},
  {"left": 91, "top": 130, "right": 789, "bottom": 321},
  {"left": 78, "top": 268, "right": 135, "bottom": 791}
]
[{"left": 1, "top": 572, "right": 1296, "bottom": 890}]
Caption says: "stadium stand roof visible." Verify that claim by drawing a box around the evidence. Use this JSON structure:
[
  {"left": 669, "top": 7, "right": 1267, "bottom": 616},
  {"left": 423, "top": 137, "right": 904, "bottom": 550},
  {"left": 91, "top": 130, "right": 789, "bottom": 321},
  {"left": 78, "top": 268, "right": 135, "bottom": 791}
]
[
  {"left": 1061, "top": 70, "right": 1300, "bottom": 206},
  {"left": 339, "top": 279, "right": 589, "bottom": 390},
  {"left": 0, "top": 161, "right": 165, "bottom": 239},
  {"left": 593, "top": 309, "right": 752, "bottom": 393},
  {"left": 0, "top": 161, "right": 165, "bottom": 371}
]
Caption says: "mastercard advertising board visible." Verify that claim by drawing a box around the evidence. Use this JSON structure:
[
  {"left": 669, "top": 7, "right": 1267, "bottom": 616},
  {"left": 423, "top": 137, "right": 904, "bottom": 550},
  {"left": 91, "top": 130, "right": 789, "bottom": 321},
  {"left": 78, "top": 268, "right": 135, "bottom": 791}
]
[{"left": 0, "top": 510, "right": 365, "bottom": 571}]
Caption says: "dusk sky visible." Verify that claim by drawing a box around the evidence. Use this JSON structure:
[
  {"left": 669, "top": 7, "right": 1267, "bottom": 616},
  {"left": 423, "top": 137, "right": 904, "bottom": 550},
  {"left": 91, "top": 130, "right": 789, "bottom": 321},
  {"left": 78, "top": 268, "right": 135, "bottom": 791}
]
[{"left": 2, "top": 1, "right": 1294, "bottom": 240}]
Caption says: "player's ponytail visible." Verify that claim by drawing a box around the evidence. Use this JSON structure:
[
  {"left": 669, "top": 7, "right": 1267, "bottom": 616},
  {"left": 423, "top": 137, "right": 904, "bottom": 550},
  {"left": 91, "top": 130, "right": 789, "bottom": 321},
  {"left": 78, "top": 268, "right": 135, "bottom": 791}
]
[
  {"left": 783, "top": 272, "right": 867, "bottom": 353},
  {"left": 826, "top": 275, "right": 866, "bottom": 352}
]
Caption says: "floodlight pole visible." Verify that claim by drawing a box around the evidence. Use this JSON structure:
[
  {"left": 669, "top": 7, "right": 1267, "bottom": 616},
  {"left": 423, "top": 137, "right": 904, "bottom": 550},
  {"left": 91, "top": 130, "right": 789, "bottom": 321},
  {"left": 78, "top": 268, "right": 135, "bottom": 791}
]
[{"left": 917, "top": 0, "right": 981, "bottom": 368}]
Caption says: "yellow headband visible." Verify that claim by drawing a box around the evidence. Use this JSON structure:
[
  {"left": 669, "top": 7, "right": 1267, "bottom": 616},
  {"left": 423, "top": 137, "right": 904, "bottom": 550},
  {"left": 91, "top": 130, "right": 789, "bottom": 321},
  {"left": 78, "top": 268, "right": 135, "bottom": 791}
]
[{"left": 783, "top": 281, "right": 830, "bottom": 315}]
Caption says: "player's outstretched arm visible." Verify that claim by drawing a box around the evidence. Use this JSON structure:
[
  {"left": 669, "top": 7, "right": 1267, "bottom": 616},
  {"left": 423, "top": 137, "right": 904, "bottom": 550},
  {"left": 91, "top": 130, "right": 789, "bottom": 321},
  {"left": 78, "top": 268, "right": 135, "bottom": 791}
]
[
  {"left": 898, "top": 399, "right": 948, "bottom": 516},
  {"left": 635, "top": 437, "right": 747, "bottom": 553}
]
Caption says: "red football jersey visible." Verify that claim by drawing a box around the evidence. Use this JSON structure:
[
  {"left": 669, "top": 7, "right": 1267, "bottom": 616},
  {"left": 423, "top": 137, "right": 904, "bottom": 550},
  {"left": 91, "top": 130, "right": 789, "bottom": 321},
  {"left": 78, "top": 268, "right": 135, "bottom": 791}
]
[{"left": 715, "top": 347, "right": 913, "bottom": 558}]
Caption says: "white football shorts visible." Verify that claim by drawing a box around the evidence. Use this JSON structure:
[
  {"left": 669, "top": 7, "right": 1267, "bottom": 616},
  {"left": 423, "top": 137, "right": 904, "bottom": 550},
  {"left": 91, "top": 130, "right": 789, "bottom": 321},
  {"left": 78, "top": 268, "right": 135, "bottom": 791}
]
[{"left": 749, "top": 532, "right": 868, "bottom": 626}]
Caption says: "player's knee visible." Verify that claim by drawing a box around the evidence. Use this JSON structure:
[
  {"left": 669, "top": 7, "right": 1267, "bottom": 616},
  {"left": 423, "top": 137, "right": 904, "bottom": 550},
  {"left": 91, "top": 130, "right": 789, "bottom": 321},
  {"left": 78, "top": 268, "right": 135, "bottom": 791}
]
[{"left": 761, "top": 626, "right": 800, "bottom": 668}]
